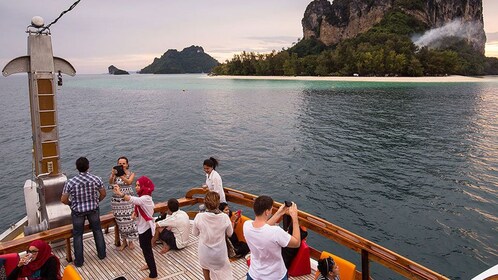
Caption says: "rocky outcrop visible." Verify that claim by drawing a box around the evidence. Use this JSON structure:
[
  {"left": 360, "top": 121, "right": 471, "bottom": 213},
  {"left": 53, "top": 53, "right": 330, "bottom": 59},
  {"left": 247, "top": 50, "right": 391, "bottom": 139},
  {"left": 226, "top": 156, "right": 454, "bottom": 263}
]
[
  {"left": 140, "top": 46, "right": 219, "bottom": 74},
  {"left": 302, "top": 0, "right": 486, "bottom": 54},
  {"left": 108, "top": 65, "right": 129, "bottom": 75}
]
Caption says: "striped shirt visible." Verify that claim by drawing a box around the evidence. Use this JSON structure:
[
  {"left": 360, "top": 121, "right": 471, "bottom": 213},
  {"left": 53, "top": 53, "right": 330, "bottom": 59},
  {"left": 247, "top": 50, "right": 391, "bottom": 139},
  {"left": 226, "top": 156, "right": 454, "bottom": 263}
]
[{"left": 63, "top": 172, "right": 104, "bottom": 213}]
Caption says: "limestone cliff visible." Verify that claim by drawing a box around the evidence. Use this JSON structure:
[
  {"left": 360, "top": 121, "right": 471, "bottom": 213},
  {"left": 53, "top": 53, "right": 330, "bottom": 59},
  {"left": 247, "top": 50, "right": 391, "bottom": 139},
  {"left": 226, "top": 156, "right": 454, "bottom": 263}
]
[
  {"left": 302, "top": 0, "right": 486, "bottom": 54},
  {"left": 108, "top": 65, "right": 129, "bottom": 75},
  {"left": 140, "top": 46, "right": 219, "bottom": 74}
]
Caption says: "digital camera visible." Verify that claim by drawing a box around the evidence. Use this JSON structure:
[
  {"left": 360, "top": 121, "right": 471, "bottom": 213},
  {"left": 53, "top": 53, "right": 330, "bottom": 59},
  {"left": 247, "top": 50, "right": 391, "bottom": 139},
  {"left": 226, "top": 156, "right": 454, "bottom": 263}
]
[
  {"left": 284, "top": 201, "right": 292, "bottom": 207},
  {"left": 113, "top": 165, "right": 125, "bottom": 177}
]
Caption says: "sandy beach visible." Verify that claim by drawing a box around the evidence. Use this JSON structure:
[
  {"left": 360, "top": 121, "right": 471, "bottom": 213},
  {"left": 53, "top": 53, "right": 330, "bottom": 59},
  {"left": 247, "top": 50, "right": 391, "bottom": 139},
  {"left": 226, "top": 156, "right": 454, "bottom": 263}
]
[{"left": 209, "top": 75, "right": 498, "bottom": 83}]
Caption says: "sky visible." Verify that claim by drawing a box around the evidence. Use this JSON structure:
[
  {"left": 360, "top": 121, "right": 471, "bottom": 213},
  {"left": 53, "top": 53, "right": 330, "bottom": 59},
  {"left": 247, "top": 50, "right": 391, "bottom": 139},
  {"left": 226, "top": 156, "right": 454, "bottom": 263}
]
[{"left": 1, "top": 0, "right": 497, "bottom": 74}]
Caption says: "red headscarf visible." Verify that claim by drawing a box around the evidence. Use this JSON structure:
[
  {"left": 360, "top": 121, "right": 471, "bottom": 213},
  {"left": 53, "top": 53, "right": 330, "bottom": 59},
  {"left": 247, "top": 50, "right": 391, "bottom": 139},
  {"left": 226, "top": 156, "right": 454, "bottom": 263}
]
[
  {"left": 136, "top": 176, "right": 154, "bottom": 197},
  {"left": 20, "top": 240, "right": 61, "bottom": 279},
  {"left": 135, "top": 176, "right": 155, "bottom": 222}
]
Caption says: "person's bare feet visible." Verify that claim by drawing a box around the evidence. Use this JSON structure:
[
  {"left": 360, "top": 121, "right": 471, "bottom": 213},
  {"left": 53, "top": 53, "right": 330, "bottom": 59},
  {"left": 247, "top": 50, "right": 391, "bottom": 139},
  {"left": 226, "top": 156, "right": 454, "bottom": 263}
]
[
  {"left": 159, "top": 245, "right": 170, "bottom": 254},
  {"left": 128, "top": 241, "right": 135, "bottom": 250},
  {"left": 140, "top": 264, "right": 148, "bottom": 271},
  {"left": 118, "top": 240, "right": 128, "bottom": 251}
]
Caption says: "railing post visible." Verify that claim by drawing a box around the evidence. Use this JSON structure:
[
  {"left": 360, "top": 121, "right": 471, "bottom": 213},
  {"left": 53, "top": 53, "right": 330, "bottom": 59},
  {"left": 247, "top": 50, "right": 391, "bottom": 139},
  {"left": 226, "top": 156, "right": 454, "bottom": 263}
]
[{"left": 362, "top": 249, "right": 370, "bottom": 280}]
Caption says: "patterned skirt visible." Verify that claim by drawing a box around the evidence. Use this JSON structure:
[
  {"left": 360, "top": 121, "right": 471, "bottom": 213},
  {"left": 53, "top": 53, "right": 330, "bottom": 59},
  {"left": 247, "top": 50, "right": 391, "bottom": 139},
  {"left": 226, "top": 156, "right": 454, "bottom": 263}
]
[{"left": 111, "top": 185, "right": 139, "bottom": 241}]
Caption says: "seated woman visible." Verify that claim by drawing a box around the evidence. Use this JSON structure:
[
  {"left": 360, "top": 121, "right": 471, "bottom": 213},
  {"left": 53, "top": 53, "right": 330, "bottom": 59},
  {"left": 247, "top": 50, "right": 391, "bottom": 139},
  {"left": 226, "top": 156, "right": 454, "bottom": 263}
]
[
  {"left": 218, "top": 202, "right": 249, "bottom": 258},
  {"left": 8, "top": 240, "right": 61, "bottom": 280},
  {"left": 317, "top": 257, "right": 340, "bottom": 280}
]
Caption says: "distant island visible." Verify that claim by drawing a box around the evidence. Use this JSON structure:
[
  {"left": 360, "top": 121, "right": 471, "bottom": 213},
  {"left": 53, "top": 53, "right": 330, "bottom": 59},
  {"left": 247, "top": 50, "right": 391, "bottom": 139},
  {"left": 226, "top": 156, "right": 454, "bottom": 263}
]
[
  {"left": 139, "top": 46, "right": 219, "bottom": 74},
  {"left": 108, "top": 65, "right": 129, "bottom": 75},
  {"left": 212, "top": 0, "right": 498, "bottom": 77}
]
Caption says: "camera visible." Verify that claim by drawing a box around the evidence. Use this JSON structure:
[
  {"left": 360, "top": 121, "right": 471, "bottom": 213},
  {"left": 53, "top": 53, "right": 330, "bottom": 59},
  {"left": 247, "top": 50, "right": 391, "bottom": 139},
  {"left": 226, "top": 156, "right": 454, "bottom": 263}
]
[
  {"left": 284, "top": 201, "right": 292, "bottom": 207},
  {"left": 113, "top": 165, "right": 125, "bottom": 177},
  {"left": 107, "top": 185, "right": 115, "bottom": 190}
]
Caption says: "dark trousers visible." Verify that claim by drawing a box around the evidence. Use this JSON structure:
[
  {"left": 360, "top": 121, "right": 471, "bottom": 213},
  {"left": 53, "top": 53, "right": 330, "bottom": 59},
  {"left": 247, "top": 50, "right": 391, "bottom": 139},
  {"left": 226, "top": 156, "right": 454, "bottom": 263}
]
[
  {"left": 159, "top": 228, "right": 178, "bottom": 250},
  {"left": 139, "top": 228, "right": 157, "bottom": 278},
  {"left": 71, "top": 208, "right": 106, "bottom": 266}
]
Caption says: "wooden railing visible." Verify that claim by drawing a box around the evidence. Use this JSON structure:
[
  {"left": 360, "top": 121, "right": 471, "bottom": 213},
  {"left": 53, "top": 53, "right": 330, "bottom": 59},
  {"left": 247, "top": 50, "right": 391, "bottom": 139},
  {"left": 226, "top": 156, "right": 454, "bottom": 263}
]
[
  {"left": 0, "top": 187, "right": 448, "bottom": 280},
  {"left": 0, "top": 196, "right": 198, "bottom": 262},
  {"left": 217, "top": 187, "right": 450, "bottom": 280}
]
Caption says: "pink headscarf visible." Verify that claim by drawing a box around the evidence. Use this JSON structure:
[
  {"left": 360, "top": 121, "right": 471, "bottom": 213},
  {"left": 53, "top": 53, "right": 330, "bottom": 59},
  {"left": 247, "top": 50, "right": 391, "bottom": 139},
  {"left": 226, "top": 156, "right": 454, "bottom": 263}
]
[
  {"left": 135, "top": 176, "right": 154, "bottom": 222},
  {"left": 137, "top": 176, "right": 154, "bottom": 197}
]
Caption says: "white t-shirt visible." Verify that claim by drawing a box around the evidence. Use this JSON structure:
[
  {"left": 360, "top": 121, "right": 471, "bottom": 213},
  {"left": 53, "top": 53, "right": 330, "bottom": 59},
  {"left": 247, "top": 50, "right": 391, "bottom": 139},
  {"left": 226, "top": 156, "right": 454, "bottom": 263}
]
[
  {"left": 129, "top": 195, "right": 155, "bottom": 234},
  {"left": 205, "top": 170, "right": 226, "bottom": 202},
  {"left": 156, "top": 210, "right": 190, "bottom": 249},
  {"left": 243, "top": 222, "right": 291, "bottom": 280}
]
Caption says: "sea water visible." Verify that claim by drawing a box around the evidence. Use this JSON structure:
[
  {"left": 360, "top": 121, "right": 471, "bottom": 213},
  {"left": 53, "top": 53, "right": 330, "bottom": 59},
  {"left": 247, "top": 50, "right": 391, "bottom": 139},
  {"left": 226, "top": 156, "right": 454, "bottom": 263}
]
[{"left": 0, "top": 74, "right": 496, "bottom": 279}]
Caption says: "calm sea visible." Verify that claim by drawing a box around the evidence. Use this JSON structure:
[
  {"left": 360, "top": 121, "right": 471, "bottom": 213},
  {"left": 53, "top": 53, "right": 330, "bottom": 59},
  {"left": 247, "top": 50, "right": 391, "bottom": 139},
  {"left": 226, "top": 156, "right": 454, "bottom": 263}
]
[{"left": 0, "top": 74, "right": 497, "bottom": 279}]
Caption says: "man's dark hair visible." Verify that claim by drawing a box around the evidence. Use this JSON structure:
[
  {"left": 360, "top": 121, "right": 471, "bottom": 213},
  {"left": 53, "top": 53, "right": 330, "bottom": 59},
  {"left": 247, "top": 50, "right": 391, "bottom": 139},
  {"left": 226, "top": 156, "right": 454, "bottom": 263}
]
[
  {"left": 253, "top": 195, "right": 273, "bottom": 216},
  {"left": 75, "top": 157, "right": 89, "bottom": 172},
  {"left": 167, "top": 198, "right": 179, "bottom": 213}
]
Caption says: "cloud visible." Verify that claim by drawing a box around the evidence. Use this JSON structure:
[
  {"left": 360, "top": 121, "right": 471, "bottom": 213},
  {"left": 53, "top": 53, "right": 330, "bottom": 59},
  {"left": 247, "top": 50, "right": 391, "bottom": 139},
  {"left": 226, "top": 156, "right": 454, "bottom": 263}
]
[{"left": 486, "top": 32, "right": 498, "bottom": 43}]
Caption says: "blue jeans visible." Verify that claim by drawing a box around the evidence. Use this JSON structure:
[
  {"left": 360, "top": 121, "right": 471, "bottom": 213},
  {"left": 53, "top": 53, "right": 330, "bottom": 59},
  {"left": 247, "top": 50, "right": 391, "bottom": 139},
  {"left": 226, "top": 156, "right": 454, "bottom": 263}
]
[
  {"left": 71, "top": 208, "right": 106, "bottom": 266},
  {"left": 247, "top": 273, "right": 288, "bottom": 280}
]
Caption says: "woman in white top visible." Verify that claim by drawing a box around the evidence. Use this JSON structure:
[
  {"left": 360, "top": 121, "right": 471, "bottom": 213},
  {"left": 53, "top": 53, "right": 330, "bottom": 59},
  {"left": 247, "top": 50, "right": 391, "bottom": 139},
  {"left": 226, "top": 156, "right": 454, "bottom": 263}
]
[
  {"left": 113, "top": 176, "right": 157, "bottom": 280},
  {"left": 193, "top": 191, "right": 233, "bottom": 280},
  {"left": 202, "top": 157, "right": 226, "bottom": 203}
]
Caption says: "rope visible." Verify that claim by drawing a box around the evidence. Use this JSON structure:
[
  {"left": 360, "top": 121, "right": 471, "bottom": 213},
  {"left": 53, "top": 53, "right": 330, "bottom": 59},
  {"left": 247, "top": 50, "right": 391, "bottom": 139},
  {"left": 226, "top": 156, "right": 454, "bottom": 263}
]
[{"left": 38, "top": 0, "right": 81, "bottom": 34}]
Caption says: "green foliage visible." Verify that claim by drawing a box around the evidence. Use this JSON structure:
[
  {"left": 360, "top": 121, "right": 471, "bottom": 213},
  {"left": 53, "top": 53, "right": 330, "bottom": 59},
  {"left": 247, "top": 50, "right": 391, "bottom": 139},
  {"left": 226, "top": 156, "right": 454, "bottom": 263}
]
[
  {"left": 210, "top": 9, "right": 488, "bottom": 77},
  {"left": 140, "top": 46, "right": 219, "bottom": 74},
  {"left": 484, "top": 57, "right": 498, "bottom": 75},
  {"left": 287, "top": 38, "right": 327, "bottom": 57}
]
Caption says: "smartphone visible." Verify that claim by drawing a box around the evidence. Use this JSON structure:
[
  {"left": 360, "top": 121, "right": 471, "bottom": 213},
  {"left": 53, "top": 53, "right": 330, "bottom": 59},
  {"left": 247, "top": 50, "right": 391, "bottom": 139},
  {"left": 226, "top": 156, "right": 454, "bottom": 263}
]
[{"left": 236, "top": 210, "right": 241, "bottom": 216}]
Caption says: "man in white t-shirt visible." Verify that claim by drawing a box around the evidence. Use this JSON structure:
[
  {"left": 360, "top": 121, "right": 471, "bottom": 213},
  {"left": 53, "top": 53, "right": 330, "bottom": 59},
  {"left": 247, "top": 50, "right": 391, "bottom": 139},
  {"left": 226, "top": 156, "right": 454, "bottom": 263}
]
[
  {"left": 243, "top": 195, "right": 301, "bottom": 280},
  {"left": 154, "top": 198, "right": 190, "bottom": 254}
]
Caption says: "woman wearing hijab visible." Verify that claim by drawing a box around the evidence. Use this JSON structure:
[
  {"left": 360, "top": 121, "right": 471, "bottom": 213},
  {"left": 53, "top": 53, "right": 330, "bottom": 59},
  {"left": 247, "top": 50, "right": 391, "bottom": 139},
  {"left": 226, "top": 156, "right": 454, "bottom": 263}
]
[
  {"left": 113, "top": 176, "right": 157, "bottom": 280},
  {"left": 8, "top": 240, "right": 61, "bottom": 280},
  {"left": 193, "top": 191, "right": 233, "bottom": 280}
]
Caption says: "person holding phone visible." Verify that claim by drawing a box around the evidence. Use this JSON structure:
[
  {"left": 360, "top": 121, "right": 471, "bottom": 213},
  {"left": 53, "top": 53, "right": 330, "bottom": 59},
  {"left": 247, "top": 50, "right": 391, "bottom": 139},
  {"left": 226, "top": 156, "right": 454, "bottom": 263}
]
[
  {"left": 109, "top": 156, "right": 138, "bottom": 251},
  {"left": 218, "top": 203, "right": 249, "bottom": 258},
  {"left": 243, "top": 196, "right": 301, "bottom": 280},
  {"left": 8, "top": 240, "right": 61, "bottom": 280}
]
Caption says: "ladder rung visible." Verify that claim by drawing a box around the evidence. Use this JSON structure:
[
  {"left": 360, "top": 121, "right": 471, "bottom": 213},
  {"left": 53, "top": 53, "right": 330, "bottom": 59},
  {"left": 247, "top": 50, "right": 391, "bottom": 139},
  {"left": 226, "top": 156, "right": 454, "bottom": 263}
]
[
  {"left": 40, "top": 125, "right": 57, "bottom": 129},
  {"left": 42, "top": 156, "right": 59, "bottom": 160},
  {"left": 42, "top": 140, "right": 58, "bottom": 144},
  {"left": 39, "top": 110, "right": 56, "bottom": 113}
]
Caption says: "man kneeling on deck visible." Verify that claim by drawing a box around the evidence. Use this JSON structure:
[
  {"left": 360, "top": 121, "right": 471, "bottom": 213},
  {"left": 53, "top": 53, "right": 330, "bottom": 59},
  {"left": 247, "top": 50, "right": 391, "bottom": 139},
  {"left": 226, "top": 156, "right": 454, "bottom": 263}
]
[
  {"left": 243, "top": 196, "right": 301, "bottom": 280},
  {"left": 152, "top": 198, "right": 190, "bottom": 253}
]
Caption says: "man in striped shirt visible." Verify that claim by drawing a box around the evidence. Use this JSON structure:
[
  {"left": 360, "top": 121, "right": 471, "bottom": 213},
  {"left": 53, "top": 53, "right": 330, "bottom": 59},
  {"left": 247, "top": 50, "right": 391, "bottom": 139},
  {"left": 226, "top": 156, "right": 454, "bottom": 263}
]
[{"left": 61, "top": 157, "right": 107, "bottom": 267}]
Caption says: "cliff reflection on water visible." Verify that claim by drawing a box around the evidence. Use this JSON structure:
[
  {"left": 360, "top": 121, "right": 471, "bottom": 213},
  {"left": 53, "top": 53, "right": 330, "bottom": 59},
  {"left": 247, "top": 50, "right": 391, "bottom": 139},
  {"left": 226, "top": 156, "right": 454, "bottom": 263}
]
[{"left": 0, "top": 74, "right": 496, "bottom": 279}]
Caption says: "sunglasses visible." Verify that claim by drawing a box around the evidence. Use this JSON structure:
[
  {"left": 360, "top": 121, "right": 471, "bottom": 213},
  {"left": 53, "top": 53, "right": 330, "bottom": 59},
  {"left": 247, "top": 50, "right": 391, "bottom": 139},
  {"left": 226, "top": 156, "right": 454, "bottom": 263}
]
[{"left": 26, "top": 249, "right": 39, "bottom": 254}]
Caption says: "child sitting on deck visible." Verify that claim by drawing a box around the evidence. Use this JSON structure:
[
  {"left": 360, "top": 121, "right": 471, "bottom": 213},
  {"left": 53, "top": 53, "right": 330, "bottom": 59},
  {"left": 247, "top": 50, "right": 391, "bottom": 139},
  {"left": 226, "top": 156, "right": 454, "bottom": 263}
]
[{"left": 152, "top": 198, "right": 190, "bottom": 254}]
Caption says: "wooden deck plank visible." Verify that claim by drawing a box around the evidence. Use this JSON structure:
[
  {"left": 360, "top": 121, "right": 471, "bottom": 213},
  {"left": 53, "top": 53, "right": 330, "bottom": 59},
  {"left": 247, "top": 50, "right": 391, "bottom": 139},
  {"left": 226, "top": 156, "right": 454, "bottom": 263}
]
[{"left": 52, "top": 226, "right": 315, "bottom": 280}]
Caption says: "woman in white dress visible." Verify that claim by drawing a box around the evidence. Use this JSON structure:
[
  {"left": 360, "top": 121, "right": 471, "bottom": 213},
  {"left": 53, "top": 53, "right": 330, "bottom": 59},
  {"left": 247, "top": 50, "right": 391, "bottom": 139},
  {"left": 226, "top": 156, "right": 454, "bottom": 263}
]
[{"left": 192, "top": 191, "right": 233, "bottom": 280}]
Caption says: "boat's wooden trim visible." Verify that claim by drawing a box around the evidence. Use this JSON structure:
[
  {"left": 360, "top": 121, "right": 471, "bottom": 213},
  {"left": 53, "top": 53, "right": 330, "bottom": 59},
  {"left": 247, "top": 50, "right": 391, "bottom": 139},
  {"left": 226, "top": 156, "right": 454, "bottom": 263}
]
[
  {"left": 0, "top": 197, "right": 198, "bottom": 262},
  {"left": 220, "top": 187, "right": 449, "bottom": 280},
  {"left": 0, "top": 188, "right": 448, "bottom": 280}
]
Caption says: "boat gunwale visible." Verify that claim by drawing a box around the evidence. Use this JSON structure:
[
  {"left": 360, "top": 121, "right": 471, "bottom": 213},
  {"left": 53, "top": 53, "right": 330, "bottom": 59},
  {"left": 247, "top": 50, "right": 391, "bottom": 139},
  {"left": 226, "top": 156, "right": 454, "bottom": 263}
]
[{"left": 0, "top": 187, "right": 449, "bottom": 280}]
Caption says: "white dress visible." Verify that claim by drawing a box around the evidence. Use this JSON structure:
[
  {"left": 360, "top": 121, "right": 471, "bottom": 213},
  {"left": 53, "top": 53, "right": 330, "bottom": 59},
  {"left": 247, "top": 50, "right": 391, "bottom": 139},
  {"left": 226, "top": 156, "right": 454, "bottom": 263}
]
[{"left": 192, "top": 211, "right": 233, "bottom": 280}]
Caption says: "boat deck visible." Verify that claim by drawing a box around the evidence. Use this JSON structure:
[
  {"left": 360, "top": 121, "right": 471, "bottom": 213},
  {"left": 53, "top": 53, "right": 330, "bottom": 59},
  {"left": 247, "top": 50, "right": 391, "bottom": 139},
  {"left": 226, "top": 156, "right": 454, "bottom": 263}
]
[{"left": 52, "top": 227, "right": 316, "bottom": 280}]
